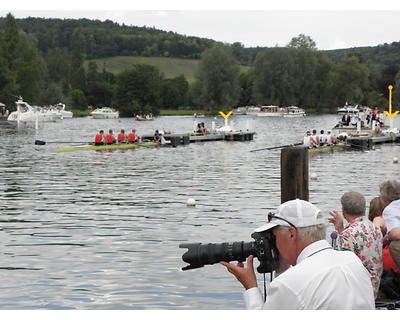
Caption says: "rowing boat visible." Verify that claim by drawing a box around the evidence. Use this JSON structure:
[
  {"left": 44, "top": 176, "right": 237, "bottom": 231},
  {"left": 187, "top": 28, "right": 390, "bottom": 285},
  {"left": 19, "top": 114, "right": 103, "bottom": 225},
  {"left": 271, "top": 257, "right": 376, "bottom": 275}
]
[
  {"left": 307, "top": 144, "right": 347, "bottom": 154},
  {"left": 56, "top": 141, "right": 160, "bottom": 153}
]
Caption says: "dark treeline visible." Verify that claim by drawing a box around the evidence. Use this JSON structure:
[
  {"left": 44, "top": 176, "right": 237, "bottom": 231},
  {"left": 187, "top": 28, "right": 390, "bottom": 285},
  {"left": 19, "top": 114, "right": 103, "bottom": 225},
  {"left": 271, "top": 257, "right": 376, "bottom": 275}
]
[
  {"left": 0, "top": 14, "right": 399, "bottom": 116},
  {"left": 0, "top": 16, "right": 215, "bottom": 60}
]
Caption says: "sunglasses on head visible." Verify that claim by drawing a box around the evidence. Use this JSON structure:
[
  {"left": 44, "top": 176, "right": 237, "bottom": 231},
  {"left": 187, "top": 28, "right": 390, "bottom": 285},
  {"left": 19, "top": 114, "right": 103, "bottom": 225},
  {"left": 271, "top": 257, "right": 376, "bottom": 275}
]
[{"left": 268, "top": 212, "right": 297, "bottom": 229}]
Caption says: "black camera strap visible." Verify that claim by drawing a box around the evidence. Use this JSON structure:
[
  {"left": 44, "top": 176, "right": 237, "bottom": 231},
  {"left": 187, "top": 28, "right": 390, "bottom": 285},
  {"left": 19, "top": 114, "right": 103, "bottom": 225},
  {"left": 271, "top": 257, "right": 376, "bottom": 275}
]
[{"left": 262, "top": 273, "right": 273, "bottom": 302}]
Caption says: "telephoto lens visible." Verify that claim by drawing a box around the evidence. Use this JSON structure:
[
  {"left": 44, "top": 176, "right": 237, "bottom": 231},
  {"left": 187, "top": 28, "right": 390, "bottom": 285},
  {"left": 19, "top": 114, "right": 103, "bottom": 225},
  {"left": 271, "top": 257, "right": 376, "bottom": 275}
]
[
  {"left": 179, "top": 241, "right": 256, "bottom": 270},
  {"left": 179, "top": 231, "right": 280, "bottom": 273}
]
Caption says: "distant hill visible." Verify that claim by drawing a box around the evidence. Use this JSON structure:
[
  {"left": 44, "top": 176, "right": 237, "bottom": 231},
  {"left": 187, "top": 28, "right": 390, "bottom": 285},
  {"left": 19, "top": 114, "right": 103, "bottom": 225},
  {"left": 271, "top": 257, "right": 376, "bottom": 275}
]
[
  {"left": 2, "top": 16, "right": 400, "bottom": 75},
  {"left": 323, "top": 42, "right": 400, "bottom": 73}
]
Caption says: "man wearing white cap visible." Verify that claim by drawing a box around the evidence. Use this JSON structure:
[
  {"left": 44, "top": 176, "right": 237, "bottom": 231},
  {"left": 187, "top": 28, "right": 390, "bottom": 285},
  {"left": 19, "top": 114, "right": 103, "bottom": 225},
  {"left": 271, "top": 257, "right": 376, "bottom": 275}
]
[{"left": 221, "top": 198, "right": 375, "bottom": 309}]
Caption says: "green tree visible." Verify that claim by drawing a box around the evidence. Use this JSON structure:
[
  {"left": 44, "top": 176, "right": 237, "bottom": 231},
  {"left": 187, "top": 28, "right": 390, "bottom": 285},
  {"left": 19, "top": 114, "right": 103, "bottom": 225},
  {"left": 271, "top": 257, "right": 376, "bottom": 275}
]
[
  {"left": 16, "top": 46, "right": 46, "bottom": 102},
  {"left": 161, "top": 74, "right": 189, "bottom": 108},
  {"left": 70, "top": 88, "right": 87, "bottom": 110},
  {"left": 329, "top": 53, "right": 370, "bottom": 106},
  {"left": 252, "top": 48, "right": 296, "bottom": 106},
  {"left": 194, "top": 43, "right": 240, "bottom": 111},
  {"left": 115, "top": 64, "right": 164, "bottom": 116},
  {"left": 85, "top": 61, "right": 113, "bottom": 107},
  {"left": 287, "top": 34, "right": 317, "bottom": 50},
  {"left": 39, "top": 81, "right": 65, "bottom": 105},
  {"left": 70, "top": 30, "right": 86, "bottom": 91},
  {"left": 237, "top": 71, "right": 254, "bottom": 106},
  {"left": 393, "top": 71, "right": 400, "bottom": 108},
  {"left": 0, "top": 13, "right": 20, "bottom": 70},
  {"left": 45, "top": 47, "right": 71, "bottom": 94}
]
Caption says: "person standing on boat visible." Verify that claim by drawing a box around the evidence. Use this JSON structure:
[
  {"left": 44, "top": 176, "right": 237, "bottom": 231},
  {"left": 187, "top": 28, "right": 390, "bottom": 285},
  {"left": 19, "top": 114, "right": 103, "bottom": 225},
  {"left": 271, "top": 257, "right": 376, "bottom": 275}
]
[
  {"left": 94, "top": 130, "right": 105, "bottom": 146},
  {"left": 105, "top": 129, "right": 116, "bottom": 145},
  {"left": 221, "top": 199, "right": 375, "bottom": 309},
  {"left": 128, "top": 129, "right": 140, "bottom": 143},
  {"left": 328, "top": 191, "right": 383, "bottom": 299},
  {"left": 117, "top": 129, "right": 128, "bottom": 143},
  {"left": 341, "top": 113, "right": 350, "bottom": 126}
]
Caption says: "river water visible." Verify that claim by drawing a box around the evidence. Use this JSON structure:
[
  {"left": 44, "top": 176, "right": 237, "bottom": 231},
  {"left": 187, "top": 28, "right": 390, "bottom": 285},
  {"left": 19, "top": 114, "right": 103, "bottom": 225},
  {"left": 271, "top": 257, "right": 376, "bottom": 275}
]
[{"left": 0, "top": 114, "right": 399, "bottom": 310}]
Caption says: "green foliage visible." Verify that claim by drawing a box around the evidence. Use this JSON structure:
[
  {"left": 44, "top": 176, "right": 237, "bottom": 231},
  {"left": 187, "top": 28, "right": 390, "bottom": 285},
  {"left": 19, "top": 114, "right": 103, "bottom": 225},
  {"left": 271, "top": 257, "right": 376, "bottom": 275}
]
[
  {"left": 39, "top": 81, "right": 65, "bottom": 105},
  {"left": 1, "top": 13, "right": 20, "bottom": 69},
  {"left": 287, "top": 34, "right": 317, "bottom": 50},
  {"left": 115, "top": 64, "right": 164, "bottom": 116},
  {"left": 330, "top": 54, "right": 370, "bottom": 106},
  {"left": 161, "top": 75, "right": 189, "bottom": 108},
  {"left": 70, "top": 88, "right": 87, "bottom": 110},
  {"left": 3, "top": 16, "right": 215, "bottom": 59},
  {"left": 237, "top": 71, "right": 255, "bottom": 106},
  {"left": 194, "top": 43, "right": 240, "bottom": 111},
  {"left": 394, "top": 71, "right": 400, "bottom": 108},
  {"left": 252, "top": 47, "right": 296, "bottom": 105}
]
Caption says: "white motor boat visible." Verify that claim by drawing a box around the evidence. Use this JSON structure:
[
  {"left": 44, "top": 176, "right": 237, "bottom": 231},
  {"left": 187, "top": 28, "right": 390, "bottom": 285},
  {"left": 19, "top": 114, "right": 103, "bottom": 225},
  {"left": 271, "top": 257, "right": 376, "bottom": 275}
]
[
  {"left": 7, "top": 97, "right": 59, "bottom": 123},
  {"left": 91, "top": 107, "right": 119, "bottom": 119},
  {"left": 53, "top": 103, "right": 73, "bottom": 119},
  {"left": 337, "top": 103, "right": 371, "bottom": 116},
  {"left": 283, "top": 106, "right": 306, "bottom": 117}
]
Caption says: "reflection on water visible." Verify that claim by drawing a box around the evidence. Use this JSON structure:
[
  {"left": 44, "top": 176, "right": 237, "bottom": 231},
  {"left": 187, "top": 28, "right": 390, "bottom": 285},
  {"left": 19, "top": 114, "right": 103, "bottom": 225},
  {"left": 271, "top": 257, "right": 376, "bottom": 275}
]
[{"left": 0, "top": 114, "right": 399, "bottom": 309}]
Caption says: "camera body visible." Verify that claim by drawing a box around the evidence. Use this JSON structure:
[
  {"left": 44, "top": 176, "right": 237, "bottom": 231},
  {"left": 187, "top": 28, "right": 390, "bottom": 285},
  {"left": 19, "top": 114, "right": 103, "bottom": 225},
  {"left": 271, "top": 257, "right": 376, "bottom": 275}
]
[{"left": 179, "top": 230, "right": 280, "bottom": 274}]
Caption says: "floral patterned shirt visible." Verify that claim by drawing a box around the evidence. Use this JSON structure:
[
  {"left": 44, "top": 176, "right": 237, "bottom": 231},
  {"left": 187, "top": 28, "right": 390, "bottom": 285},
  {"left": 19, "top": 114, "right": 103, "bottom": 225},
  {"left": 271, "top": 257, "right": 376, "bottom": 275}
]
[{"left": 339, "top": 216, "right": 383, "bottom": 298}]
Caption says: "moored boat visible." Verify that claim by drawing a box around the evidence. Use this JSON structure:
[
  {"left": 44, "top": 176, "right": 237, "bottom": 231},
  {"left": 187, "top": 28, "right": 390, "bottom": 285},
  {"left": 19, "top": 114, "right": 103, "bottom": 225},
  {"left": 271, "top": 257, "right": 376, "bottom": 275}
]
[
  {"left": 8, "top": 97, "right": 59, "bottom": 123},
  {"left": 256, "top": 105, "right": 285, "bottom": 117},
  {"left": 283, "top": 106, "right": 306, "bottom": 117},
  {"left": 337, "top": 103, "right": 371, "bottom": 116},
  {"left": 91, "top": 107, "right": 119, "bottom": 119},
  {"left": 53, "top": 103, "right": 73, "bottom": 119},
  {"left": 136, "top": 114, "right": 154, "bottom": 121}
]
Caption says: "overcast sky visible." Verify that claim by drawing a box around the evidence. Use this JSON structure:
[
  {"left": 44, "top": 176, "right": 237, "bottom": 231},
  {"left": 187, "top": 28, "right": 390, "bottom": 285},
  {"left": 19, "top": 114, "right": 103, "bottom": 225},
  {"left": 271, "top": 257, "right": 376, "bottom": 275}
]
[{"left": 2, "top": 1, "right": 400, "bottom": 50}]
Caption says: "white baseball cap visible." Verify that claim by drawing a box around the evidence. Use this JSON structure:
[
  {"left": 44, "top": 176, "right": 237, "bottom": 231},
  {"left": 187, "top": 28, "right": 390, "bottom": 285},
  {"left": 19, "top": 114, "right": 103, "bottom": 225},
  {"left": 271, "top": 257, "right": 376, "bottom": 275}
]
[{"left": 255, "top": 198, "right": 325, "bottom": 232}]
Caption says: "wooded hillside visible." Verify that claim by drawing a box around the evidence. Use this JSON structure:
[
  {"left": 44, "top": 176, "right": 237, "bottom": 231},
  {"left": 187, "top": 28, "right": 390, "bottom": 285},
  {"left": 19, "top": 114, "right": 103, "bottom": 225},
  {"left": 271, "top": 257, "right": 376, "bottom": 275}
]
[
  {"left": 0, "top": 14, "right": 399, "bottom": 116},
  {"left": 2, "top": 16, "right": 399, "bottom": 70}
]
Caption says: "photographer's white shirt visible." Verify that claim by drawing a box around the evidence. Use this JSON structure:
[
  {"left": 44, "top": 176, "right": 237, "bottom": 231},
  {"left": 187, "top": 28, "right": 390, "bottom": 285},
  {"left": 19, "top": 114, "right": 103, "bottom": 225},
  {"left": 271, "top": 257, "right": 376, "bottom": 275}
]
[
  {"left": 383, "top": 199, "right": 400, "bottom": 232},
  {"left": 243, "top": 240, "right": 375, "bottom": 310}
]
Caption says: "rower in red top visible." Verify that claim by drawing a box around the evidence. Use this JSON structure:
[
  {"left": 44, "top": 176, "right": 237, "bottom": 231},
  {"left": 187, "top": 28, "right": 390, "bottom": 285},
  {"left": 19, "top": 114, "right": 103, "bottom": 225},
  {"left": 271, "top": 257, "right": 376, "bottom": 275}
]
[
  {"left": 128, "top": 128, "right": 139, "bottom": 143},
  {"left": 105, "top": 129, "right": 116, "bottom": 145},
  {"left": 117, "top": 129, "right": 127, "bottom": 143},
  {"left": 94, "top": 130, "right": 105, "bottom": 146}
]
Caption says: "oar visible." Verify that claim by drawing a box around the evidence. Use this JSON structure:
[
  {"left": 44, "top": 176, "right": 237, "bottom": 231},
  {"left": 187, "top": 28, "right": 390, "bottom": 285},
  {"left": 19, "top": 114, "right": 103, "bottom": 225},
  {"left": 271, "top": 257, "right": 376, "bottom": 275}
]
[
  {"left": 35, "top": 140, "right": 92, "bottom": 145},
  {"left": 250, "top": 142, "right": 303, "bottom": 152}
]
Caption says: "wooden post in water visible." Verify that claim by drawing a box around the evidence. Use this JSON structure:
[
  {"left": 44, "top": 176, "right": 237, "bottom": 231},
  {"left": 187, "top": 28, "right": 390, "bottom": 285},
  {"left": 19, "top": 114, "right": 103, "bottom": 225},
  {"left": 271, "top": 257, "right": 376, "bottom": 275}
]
[{"left": 280, "top": 147, "right": 309, "bottom": 203}]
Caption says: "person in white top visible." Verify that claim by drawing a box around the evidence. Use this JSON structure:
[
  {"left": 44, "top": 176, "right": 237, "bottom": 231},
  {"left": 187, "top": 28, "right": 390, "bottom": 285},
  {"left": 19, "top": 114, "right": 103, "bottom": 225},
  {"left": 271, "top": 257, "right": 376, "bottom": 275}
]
[
  {"left": 303, "top": 131, "right": 311, "bottom": 148},
  {"left": 221, "top": 199, "right": 375, "bottom": 310},
  {"left": 380, "top": 180, "right": 400, "bottom": 272},
  {"left": 319, "top": 130, "right": 327, "bottom": 146},
  {"left": 326, "top": 131, "right": 336, "bottom": 145}
]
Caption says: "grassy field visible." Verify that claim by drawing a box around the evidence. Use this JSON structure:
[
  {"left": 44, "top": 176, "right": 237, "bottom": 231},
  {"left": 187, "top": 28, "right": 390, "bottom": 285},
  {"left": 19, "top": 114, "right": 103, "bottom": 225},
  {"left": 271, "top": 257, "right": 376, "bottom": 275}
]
[
  {"left": 85, "top": 56, "right": 200, "bottom": 83},
  {"left": 85, "top": 56, "right": 251, "bottom": 84}
]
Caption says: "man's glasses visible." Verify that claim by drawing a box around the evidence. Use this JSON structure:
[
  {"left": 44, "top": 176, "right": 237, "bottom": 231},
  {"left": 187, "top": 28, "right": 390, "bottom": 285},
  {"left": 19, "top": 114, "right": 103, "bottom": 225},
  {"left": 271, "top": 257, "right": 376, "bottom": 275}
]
[{"left": 268, "top": 213, "right": 297, "bottom": 229}]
